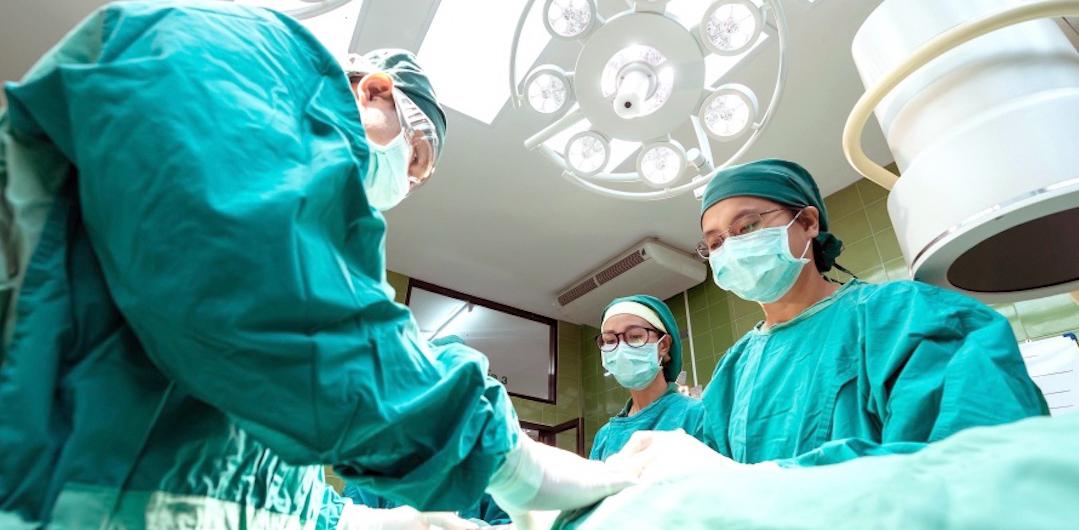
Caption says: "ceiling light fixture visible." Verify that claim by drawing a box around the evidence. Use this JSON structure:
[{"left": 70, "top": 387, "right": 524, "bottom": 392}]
[
  {"left": 565, "top": 131, "right": 611, "bottom": 177},
  {"left": 543, "top": 0, "right": 599, "bottom": 39},
  {"left": 526, "top": 66, "right": 574, "bottom": 114},
  {"left": 638, "top": 140, "right": 687, "bottom": 187},
  {"left": 510, "top": 0, "right": 789, "bottom": 201}
]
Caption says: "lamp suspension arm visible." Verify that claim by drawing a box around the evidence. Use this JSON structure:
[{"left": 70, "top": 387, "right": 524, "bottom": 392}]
[{"left": 510, "top": 0, "right": 541, "bottom": 108}]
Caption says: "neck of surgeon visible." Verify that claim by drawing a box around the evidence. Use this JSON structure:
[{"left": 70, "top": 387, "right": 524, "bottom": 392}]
[
  {"left": 761, "top": 256, "right": 839, "bottom": 329},
  {"left": 628, "top": 374, "right": 669, "bottom": 415}
]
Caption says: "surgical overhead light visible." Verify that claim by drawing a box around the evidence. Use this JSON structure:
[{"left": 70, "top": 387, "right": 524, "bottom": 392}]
[
  {"left": 566, "top": 131, "right": 611, "bottom": 177},
  {"left": 602, "top": 45, "right": 674, "bottom": 120},
  {"left": 700, "top": 84, "right": 758, "bottom": 141},
  {"left": 510, "top": 0, "right": 789, "bottom": 201},
  {"left": 544, "top": 0, "right": 598, "bottom": 39},
  {"left": 638, "top": 141, "right": 687, "bottom": 187},
  {"left": 526, "top": 66, "right": 574, "bottom": 114},
  {"left": 700, "top": 0, "right": 764, "bottom": 56}
]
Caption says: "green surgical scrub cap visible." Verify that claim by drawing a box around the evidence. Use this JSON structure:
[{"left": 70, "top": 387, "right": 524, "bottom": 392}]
[
  {"left": 700, "top": 159, "right": 844, "bottom": 272},
  {"left": 602, "top": 295, "right": 683, "bottom": 383},
  {"left": 361, "top": 49, "right": 447, "bottom": 156}
]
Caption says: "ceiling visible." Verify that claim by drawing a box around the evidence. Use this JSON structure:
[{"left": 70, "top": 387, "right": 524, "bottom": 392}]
[
  {"left": 376, "top": 0, "right": 895, "bottom": 321},
  {"left": 0, "top": 0, "right": 897, "bottom": 322}
]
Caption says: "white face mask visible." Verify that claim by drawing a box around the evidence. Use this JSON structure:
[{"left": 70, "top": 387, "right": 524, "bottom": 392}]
[
  {"left": 708, "top": 212, "right": 811, "bottom": 303},
  {"left": 364, "top": 131, "right": 410, "bottom": 211}
]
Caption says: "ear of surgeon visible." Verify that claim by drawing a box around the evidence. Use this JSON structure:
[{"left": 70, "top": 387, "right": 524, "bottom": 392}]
[
  {"left": 352, "top": 73, "right": 402, "bottom": 146},
  {"left": 349, "top": 72, "right": 438, "bottom": 211}
]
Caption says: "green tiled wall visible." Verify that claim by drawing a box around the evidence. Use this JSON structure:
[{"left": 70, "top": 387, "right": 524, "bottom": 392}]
[
  {"left": 387, "top": 270, "right": 410, "bottom": 304},
  {"left": 577, "top": 180, "right": 1079, "bottom": 455},
  {"left": 510, "top": 321, "right": 585, "bottom": 432}
]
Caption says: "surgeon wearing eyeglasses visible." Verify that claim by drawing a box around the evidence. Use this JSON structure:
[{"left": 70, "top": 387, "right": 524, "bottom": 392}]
[
  {"left": 0, "top": 3, "right": 629, "bottom": 528},
  {"left": 611, "top": 159, "right": 1048, "bottom": 477},
  {"left": 588, "top": 296, "right": 705, "bottom": 462}
]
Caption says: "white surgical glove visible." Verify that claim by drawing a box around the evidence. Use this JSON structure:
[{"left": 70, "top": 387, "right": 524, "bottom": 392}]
[
  {"left": 339, "top": 503, "right": 479, "bottom": 530},
  {"left": 606, "top": 429, "right": 780, "bottom": 484},
  {"left": 485, "top": 436, "right": 634, "bottom": 529}
]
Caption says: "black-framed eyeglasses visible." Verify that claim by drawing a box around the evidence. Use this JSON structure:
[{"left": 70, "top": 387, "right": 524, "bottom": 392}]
[
  {"left": 696, "top": 207, "right": 804, "bottom": 258},
  {"left": 595, "top": 326, "right": 664, "bottom": 353}
]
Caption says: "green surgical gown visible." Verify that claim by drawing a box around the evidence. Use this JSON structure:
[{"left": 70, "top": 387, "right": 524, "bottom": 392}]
[
  {"left": 0, "top": 2, "right": 515, "bottom": 528},
  {"left": 589, "top": 385, "right": 705, "bottom": 461},
  {"left": 699, "top": 279, "right": 1047, "bottom": 466}
]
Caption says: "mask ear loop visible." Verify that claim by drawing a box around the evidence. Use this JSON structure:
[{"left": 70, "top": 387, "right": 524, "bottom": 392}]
[
  {"left": 656, "top": 333, "right": 671, "bottom": 364},
  {"left": 797, "top": 239, "right": 812, "bottom": 260},
  {"left": 785, "top": 208, "right": 812, "bottom": 260}
]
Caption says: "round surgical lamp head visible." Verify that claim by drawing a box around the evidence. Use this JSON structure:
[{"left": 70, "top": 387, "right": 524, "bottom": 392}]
[
  {"left": 525, "top": 66, "right": 574, "bottom": 114},
  {"left": 637, "top": 141, "right": 687, "bottom": 187},
  {"left": 700, "top": 0, "right": 764, "bottom": 56},
  {"left": 566, "top": 131, "right": 610, "bottom": 177},
  {"left": 543, "top": 0, "right": 598, "bottom": 40},
  {"left": 699, "top": 84, "right": 758, "bottom": 142}
]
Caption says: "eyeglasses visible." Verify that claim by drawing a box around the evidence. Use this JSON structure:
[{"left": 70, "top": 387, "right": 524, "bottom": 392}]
[
  {"left": 696, "top": 207, "right": 803, "bottom": 258},
  {"left": 391, "top": 88, "right": 440, "bottom": 192},
  {"left": 595, "top": 326, "right": 664, "bottom": 352}
]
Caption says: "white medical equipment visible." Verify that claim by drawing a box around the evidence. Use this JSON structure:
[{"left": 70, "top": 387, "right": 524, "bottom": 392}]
[{"left": 845, "top": 0, "right": 1079, "bottom": 303}]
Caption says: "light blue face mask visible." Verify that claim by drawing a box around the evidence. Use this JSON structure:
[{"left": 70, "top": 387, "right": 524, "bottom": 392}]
[
  {"left": 709, "top": 213, "right": 811, "bottom": 303},
  {"left": 364, "top": 131, "right": 411, "bottom": 211},
  {"left": 602, "top": 342, "right": 662, "bottom": 390}
]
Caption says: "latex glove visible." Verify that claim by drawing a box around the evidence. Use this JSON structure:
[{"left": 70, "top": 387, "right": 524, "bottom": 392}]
[
  {"left": 339, "top": 504, "right": 479, "bottom": 530},
  {"left": 606, "top": 429, "right": 780, "bottom": 484},
  {"left": 486, "top": 436, "right": 634, "bottom": 520}
]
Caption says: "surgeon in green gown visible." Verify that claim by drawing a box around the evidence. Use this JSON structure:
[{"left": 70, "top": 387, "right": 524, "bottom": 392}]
[
  {"left": 588, "top": 295, "right": 705, "bottom": 461},
  {"left": 0, "top": 2, "right": 629, "bottom": 528},
  {"left": 688, "top": 158, "right": 1047, "bottom": 466}
]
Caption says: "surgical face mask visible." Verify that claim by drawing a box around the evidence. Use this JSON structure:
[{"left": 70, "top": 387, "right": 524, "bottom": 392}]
[
  {"left": 364, "top": 131, "right": 411, "bottom": 211},
  {"left": 602, "top": 342, "right": 661, "bottom": 390},
  {"left": 708, "top": 214, "right": 811, "bottom": 303}
]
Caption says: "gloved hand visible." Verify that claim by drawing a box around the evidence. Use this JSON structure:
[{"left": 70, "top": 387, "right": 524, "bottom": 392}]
[
  {"left": 339, "top": 503, "right": 479, "bottom": 530},
  {"left": 485, "top": 436, "right": 634, "bottom": 527},
  {"left": 606, "top": 429, "right": 780, "bottom": 484}
]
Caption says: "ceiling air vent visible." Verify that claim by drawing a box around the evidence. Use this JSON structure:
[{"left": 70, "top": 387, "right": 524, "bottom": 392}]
[
  {"left": 595, "top": 250, "right": 646, "bottom": 285},
  {"left": 554, "top": 238, "right": 707, "bottom": 326},
  {"left": 557, "top": 277, "right": 600, "bottom": 306}
]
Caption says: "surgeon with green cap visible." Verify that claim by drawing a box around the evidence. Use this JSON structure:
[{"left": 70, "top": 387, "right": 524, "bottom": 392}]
[
  {"left": 0, "top": 2, "right": 629, "bottom": 529},
  {"left": 609, "top": 158, "right": 1047, "bottom": 474},
  {"left": 588, "top": 295, "right": 705, "bottom": 461}
]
